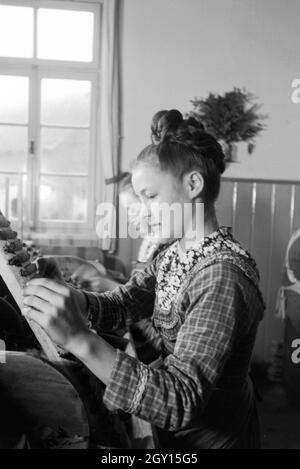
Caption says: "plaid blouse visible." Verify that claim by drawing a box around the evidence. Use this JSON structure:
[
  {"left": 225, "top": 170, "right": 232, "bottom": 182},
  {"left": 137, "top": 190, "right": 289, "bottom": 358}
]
[{"left": 85, "top": 227, "right": 265, "bottom": 432}]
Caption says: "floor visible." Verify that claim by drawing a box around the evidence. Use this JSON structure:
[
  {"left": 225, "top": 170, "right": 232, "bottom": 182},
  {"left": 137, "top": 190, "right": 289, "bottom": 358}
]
[{"left": 258, "top": 381, "right": 300, "bottom": 449}]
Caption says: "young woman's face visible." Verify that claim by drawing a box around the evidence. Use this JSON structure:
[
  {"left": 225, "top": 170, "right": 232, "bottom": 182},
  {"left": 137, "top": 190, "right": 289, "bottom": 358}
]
[
  {"left": 119, "top": 186, "right": 141, "bottom": 227},
  {"left": 132, "top": 163, "right": 192, "bottom": 241}
]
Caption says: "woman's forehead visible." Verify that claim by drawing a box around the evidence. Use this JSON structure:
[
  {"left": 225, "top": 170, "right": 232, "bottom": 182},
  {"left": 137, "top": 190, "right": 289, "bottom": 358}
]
[{"left": 132, "top": 165, "right": 163, "bottom": 192}]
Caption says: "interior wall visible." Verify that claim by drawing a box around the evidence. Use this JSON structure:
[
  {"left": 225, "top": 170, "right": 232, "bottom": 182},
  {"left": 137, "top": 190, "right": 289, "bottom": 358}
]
[
  {"left": 120, "top": 0, "right": 300, "bottom": 180},
  {"left": 116, "top": 1, "right": 300, "bottom": 339}
]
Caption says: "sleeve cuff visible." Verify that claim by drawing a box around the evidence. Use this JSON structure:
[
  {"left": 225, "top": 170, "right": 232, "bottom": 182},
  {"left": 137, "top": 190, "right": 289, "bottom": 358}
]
[
  {"left": 103, "top": 348, "right": 149, "bottom": 414},
  {"left": 83, "top": 290, "right": 114, "bottom": 331}
]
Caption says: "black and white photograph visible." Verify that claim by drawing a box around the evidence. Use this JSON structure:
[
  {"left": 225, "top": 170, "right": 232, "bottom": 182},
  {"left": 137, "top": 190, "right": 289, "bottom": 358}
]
[{"left": 0, "top": 0, "right": 300, "bottom": 453}]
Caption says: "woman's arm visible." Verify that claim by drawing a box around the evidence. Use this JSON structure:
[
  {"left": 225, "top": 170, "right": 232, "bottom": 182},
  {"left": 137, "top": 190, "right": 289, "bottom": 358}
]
[
  {"left": 82, "top": 260, "right": 158, "bottom": 332},
  {"left": 23, "top": 256, "right": 159, "bottom": 336},
  {"left": 22, "top": 262, "right": 257, "bottom": 431}
]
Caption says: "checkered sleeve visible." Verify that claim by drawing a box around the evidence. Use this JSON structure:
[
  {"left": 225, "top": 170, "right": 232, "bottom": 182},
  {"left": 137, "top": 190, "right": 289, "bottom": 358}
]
[
  {"left": 103, "top": 262, "right": 254, "bottom": 431},
  {"left": 83, "top": 258, "right": 158, "bottom": 332}
]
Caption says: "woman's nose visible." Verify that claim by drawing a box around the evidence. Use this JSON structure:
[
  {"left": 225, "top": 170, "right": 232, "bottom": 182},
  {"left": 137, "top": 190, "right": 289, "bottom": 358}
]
[{"left": 140, "top": 201, "right": 151, "bottom": 218}]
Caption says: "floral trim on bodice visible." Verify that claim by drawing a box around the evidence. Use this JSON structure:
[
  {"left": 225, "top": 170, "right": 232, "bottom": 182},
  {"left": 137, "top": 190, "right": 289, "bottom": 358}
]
[{"left": 156, "top": 226, "right": 257, "bottom": 312}]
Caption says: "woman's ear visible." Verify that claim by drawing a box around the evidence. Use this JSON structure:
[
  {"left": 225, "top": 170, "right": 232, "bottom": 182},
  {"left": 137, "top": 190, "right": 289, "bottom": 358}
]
[{"left": 183, "top": 171, "right": 204, "bottom": 200}]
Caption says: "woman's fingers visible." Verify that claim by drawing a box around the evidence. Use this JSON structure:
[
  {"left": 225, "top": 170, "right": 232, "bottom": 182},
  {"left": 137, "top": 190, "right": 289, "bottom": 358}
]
[
  {"left": 71, "top": 264, "right": 101, "bottom": 284},
  {"left": 23, "top": 279, "right": 88, "bottom": 319},
  {"left": 23, "top": 284, "right": 65, "bottom": 308},
  {"left": 23, "top": 294, "right": 55, "bottom": 315},
  {"left": 25, "top": 277, "right": 69, "bottom": 296},
  {"left": 22, "top": 306, "right": 46, "bottom": 326}
]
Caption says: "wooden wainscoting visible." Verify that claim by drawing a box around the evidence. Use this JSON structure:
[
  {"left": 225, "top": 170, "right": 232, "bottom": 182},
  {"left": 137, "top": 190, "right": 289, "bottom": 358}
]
[{"left": 217, "top": 177, "right": 300, "bottom": 364}]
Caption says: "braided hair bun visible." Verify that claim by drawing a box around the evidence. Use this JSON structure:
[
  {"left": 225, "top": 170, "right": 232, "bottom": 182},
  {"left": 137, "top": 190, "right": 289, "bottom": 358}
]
[{"left": 150, "top": 109, "right": 225, "bottom": 175}]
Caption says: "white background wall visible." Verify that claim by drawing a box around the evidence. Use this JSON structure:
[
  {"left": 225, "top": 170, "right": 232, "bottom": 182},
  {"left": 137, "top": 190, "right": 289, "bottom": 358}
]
[{"left": 121, "top": 0, "right": 300, "bottom": 180}]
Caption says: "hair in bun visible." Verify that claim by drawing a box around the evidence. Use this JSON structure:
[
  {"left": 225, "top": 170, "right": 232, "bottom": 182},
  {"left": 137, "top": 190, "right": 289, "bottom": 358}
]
[
  {"left": 150, "top": 109, "right": 225, "bottom": 175},
  {"left": 136, "top": 109, "right": 226, "bottom": 205},
  {"left": 151, "top": 110, "right": 183, "bottom": 143}
]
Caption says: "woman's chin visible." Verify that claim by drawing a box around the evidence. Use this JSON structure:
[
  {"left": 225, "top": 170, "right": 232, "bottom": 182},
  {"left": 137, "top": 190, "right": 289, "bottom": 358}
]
[{"left": 150, "top": 233, "right": 176, "bottom": 244}]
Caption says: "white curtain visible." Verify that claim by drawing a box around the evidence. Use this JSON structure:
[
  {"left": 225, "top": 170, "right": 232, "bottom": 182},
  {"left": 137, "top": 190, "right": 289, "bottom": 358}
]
[{"left": 97, "top": 0, "right": 121, "bottom": 252}]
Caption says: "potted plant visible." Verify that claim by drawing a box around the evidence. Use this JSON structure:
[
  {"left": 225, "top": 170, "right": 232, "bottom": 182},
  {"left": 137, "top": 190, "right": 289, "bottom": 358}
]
[{"left": 187, "top": 88, "right": 267, "bottom": 163}]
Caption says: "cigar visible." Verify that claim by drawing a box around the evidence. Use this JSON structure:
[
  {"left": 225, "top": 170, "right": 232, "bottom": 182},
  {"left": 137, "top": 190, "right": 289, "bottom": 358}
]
[
  {"left": 8, "top": 251, "right": 31, "bottom": 266},
  {"left": 0, "top": 215, "right": 11, "bottom": 228},
  {"left": 21, "top": 263, "right": 37, "bottom": 277},
  {"left": 0, "top": 230, "right": 17, "bottom": 240},
  {"left": 4, "top": 239, "right": 23, "bottom": 253}
]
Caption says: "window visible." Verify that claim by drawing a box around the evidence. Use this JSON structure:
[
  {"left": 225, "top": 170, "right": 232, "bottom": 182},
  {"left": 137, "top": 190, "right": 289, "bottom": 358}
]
[{"left": 0, "top": 0, "right": 105, "bottom": 241}]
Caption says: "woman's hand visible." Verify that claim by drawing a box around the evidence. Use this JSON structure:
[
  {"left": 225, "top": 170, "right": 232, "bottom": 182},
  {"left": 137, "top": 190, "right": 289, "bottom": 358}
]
[
  {"left": 22, "top": 278, "right": 90, "bottom": 354},
  {"left": 70, "top": 263, "right": 105, "bottom": 291},
  {"left": 22, "top": 278, "right": 118, "bottom": 383},
  {"left": 36, "top": 256, "right": 64, "bottom": 281},
  {"left": 71, "top": 263, "right": 120, "bottom": 293}
]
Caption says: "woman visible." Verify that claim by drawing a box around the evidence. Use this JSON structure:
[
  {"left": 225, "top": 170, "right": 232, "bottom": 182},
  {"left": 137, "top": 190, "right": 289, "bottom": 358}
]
[{"left": 22, "top": 110, "right": 265, "bottom": 449}]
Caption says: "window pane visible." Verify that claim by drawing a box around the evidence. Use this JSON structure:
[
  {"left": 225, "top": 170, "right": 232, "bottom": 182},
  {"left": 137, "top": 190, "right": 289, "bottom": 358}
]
[
  {"left": 37, "top": 8, "right": 94, "bottom": 62},
  {"left": 41, "top": 79, "right": 91, "bottom": 127},
  {"left": 0, "top": 174, "right": 27, "bottom": 221},
  {"left": 39, "top": 176, "right": 87, "bottom": 221},
  {"left": 0, "top": 126, "right": 27, "bottom": 172},
  {"left": 40, "top": 128, "right": 89, "bottom": 174},
  {"left": 0, "top": 76, "right": 29, "bottom": 124},
  {"left": 0, "top": 5, "right": 33, "bottom": 58}
]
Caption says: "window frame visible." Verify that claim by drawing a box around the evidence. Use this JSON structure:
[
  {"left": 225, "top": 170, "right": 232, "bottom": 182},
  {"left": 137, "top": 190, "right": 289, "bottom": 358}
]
[
  {"left": 0, "top": 0, "right": 101, "bottom": 69},
  {"left": 0, "top": 0, "right": 107, "bottom": 243}
]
